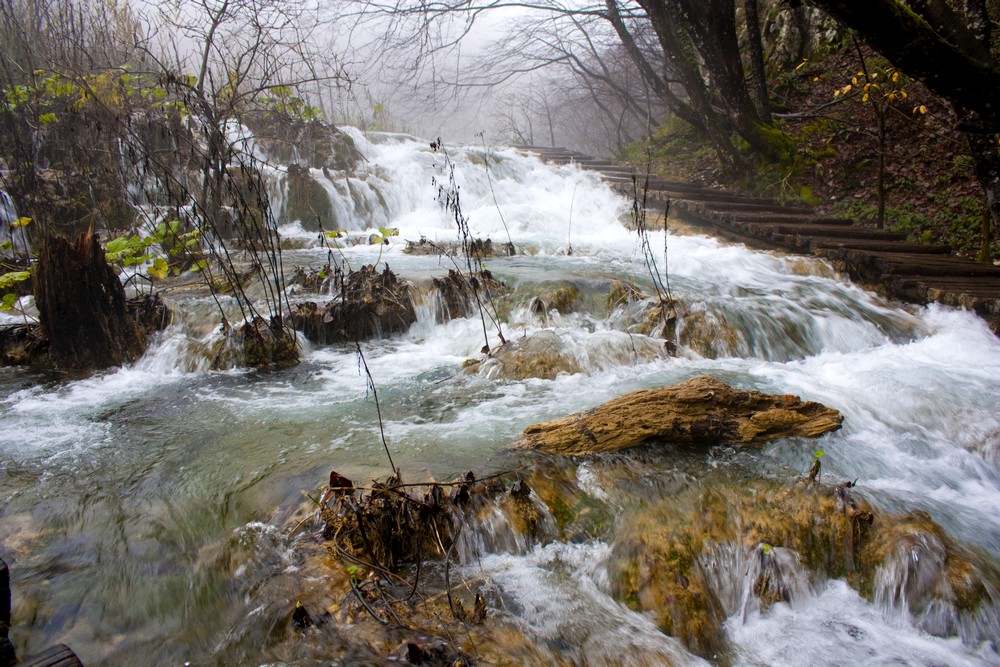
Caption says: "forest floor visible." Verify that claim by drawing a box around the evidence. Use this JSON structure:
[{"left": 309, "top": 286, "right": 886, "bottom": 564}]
[{"left": 620, "top": 43, "right": 998, "bottom": 263}]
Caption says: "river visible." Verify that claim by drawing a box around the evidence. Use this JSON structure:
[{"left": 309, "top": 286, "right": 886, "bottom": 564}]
[{"left": 1, "top": 130, "right": 998, "bottom": 665}]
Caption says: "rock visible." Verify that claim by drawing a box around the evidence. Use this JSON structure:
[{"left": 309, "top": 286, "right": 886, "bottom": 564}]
[
  {"left": 212, "top": 316, "right": 299, "bottom": 371},
  {"left": 528, "top": 282, "right": 579, "bottom": 320},
  {"left": 515, "top": 375, "right": 842, "bottom": 455},
  {"left": 243, "top": 114, "right": 363, "bottom": 172},
  {"left": 608, "top": 480, "right": 866, "bottom": 657},
  {"left": 289, "top": 264, "right": 416, "bottom": 344},
  {"left": 432, "top": 268, "right": 507, "bottom": 321},
  {"left": 404, "top": 237, "right": 516, "bottom": 257},
  {"left": 467, "top": 331, "right": 581, "bottom": 380},
  {"left": 0, "top": 324, "right": 48, "bottom": 366},
  {"left": 127, "top": 293, "right": 171, "bottom": 335}
]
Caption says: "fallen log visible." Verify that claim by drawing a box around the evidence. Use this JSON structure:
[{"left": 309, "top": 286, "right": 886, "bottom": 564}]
[{"left": 514, "top": 375, "right": 842, "bottom": 456}]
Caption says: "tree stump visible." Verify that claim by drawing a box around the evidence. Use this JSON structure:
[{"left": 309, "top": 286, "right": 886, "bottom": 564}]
[{"left": 33, "top": 229, "right": 146, "bottom": 370}]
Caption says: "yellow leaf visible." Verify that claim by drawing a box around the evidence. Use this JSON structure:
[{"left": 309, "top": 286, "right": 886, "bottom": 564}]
[
  {"left": 892, "top": 72, "right": 899, "bottom": 82},
  {"left": 11, "top": 217, "right": 31, "bottom": 229},
  {"left": 852, "top": 76, "right": 858, "bottom": 85},
  {"left": 147, "top": 257, "right": 169, "bottom": 280},
  {"left": 862, "top": 93, "right": 869, "bottom": 102},
  {"left": 901, "top": 91, "right": 908, "bottom": 99},
  {"left": 872, "top": 72, "right": 879, "bottom": 80}
]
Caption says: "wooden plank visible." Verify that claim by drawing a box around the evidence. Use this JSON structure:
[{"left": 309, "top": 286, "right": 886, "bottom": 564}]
[
  {"left": 696, "top": 200, "right": 814, "bottom": 214},
  {"left": 741, "top": 222, "right": 907, "bottom": 240},
  {"left": 798, "top": 237, "right": 951, "bottom": 254}
]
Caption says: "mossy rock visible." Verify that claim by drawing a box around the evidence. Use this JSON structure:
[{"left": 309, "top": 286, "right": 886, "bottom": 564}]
[
  {"left": 467, "top": 331, "right": 581, "bottom": 380},
  {"left": 212, "top": 316, "right": 299, "bottom": 371},
  {"left": 282, "top": 168, "right": 334, "bottom": 228},
  {"left": 607, "top": 481, "right": 868, "bottom": 657},
  {"left": 528, "top": 282, "right": 579, "bottom": 319},
  {"left": 289, "top": 265, "right": 416, "bottom": 344}
]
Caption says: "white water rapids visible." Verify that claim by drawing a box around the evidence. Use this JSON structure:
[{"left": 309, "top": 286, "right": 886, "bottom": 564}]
[{"left": 1, "top": 130, "right": 998, "bottom": 665}]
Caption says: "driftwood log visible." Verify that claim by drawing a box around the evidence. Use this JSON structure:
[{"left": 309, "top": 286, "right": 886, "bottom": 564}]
[{"left": 515, "top": 375, "right": 843, "bottom": 455}]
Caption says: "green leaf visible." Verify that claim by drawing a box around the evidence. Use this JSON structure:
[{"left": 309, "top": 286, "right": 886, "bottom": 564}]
[
  {"left": 814, "top": 450, "right": 825, "bottom": 459},
  {"left": 11, "top": 216, "right": 31, "bottom": 229},
  {"left": 189, "top": 259, "right": 209, "bottom": 273},
  {"left": 37, "top": 112, "right": 58, "bottom": 125},
  {"left": 0, "top": 241, "right": 12, "bottom": 251},
  {"left": 147, "top": 257, "right": 169, "bottom": 280},
  {"left": 0, "top": 292, "right": 17, "bottom": 311},
  {"left": 761, "top": 543, "right": 773, "bottom": 556},
  {"left": 0, "top": 270, "right": 30, "bottom": 289},
  {"left": 378, "top": 226, "right": 399, "bottom": 238},
  {"left": 323, "top": 230, "right": 344, "bottom": 239}
]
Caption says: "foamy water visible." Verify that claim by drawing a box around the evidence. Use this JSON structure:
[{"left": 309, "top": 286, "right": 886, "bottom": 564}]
[{"left": 0, "top": 131, "right": 997, "bottom": 665}]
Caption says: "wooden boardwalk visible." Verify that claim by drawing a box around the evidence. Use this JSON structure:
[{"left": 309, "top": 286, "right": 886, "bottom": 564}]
[{"left": 515, "top": 146, "right": 1000, "bottom": 335}]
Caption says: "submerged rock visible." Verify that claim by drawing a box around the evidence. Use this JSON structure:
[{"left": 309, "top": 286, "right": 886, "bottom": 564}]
[
  {"left": 467, "top": 331, "right": 580, "bottom": 380},
  {"left": 466, "top": 330, "right": 666, "bottom": 381},
  {"left": 515, "top": 375, "right": 842, "bottom": 455},
  {"left": 404, "top": 237, "right": 516, "bottom": 257},
  {"left": 211, "top": 316, "right": 300, "bottom": 371},
  {"left": 606, "top": 478, "right": 999, "bottom": 659},
  {"left": 289, "top": 264, "right": 416, "bottom": 344},
  {"left": 432, "top": 268, "right": 507, "bottom": 321}
]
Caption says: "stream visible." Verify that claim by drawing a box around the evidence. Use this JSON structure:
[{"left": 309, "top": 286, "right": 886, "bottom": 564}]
[{"left": 1, "top": 130, "right": 999, "bottom": 665}]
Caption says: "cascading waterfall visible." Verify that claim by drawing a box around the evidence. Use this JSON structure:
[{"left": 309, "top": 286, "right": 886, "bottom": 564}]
[{"left": 0, "top": 129, "right": 998, "bottom": 666}]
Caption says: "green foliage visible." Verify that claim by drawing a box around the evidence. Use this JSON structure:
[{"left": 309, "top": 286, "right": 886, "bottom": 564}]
[
  {"left": 0, "top": 270, "right": 30, "bottom": 289},
  {"left": 104, "top": 233, "right": 153, "bottom": 265},
  {"left": 368, "top": 226, "right": 399, "bottom": 245},
  {"left": 617, "top": 118, "right": 719, "bottom": 181},
  {"left": 0, "top": 269, "right": 31, "bottom": 312},
  {"left": 104, "top": 221, "right": 204, "bottom": 279},
  {"left": 1, "top": 69, "right": 189, "bottom": 125},
  {"left": 837, "top": 196, "right": 995, "bottom": 257},
  {"left": 261, "top": 84, "right": 322, "bottom": 121}
]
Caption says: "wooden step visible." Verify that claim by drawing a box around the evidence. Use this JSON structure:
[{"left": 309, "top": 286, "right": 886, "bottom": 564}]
[
  {"left": 724, "top": 213, "right": 855, "bottom": 225},
  {"left": 739, "top": 222, "right": 907, "bottom": 240},
  {"left": 809, "top": 237, "right": 952, "bottom": 254}
]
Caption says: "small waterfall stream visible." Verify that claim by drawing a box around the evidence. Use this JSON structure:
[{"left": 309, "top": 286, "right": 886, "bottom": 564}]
[{"left": 1, "top": 130, "right": 998, "bottom": 665}]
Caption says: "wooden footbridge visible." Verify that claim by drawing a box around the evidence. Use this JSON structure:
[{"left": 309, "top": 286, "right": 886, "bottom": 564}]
[{"left": 516, "top": 146, "right": 1000, "bottom": 335}]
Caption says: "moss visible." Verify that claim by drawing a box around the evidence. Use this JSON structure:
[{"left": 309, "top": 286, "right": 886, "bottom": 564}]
[{"left": 606, "top": 481, "right": 870, "bottom": 657}]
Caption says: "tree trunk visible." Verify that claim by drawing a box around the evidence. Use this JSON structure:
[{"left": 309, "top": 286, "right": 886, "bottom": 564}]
[
  {"left": 876, "top": 110, "right": 886, "bottom": 229},
  {"left": 966, "top": 127, "right": 1000, "bottom": 260},
  {"left": 33, "top": 228, "right": 146, "bottom": 370},
  {"left": 743, "top": 0, "right": 772, "bottom": 122}
]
